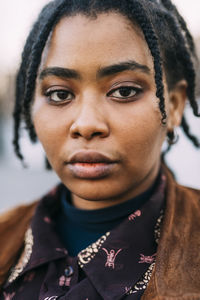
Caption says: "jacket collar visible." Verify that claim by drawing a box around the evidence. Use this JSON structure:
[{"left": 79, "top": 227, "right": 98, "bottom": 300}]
[
  {"left": 142, "top": 167, "right": 200, "bottom": 300},
  {"left": 6, "top": 185, "right": 67, "bottom": 286}
]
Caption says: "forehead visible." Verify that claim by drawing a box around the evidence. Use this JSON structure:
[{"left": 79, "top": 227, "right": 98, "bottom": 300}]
[{"left": 41, "top": 13, "right": 153, "bottom": 73}]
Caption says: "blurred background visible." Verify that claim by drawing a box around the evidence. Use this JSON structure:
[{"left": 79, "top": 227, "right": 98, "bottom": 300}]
[{"left": 0, "top": 0, "right": 199, "bottom": 212}]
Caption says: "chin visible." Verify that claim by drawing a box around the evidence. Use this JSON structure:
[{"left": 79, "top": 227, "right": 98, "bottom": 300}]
[
  {"left": 72, "top": 187, "right": 116, "bottom": 202},
  {"left": 65, "top": 179, "right": 126, "bottom": 202}
]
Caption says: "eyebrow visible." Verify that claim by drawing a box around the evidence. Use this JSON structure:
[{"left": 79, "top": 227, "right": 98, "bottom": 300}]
[
  {"left": 39, "top": 67, "right": 81, "bottom": 80},
  {"left": 97, "top": 60, "right": 151, "bottom": 78},
  {"left": 39, "top": 60, "right": 150, "bottom": 81}
]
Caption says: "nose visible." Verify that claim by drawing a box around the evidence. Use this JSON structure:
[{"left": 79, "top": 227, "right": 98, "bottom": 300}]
[{"left": 69, "top": 100, "right": 110, "bottom": 140}]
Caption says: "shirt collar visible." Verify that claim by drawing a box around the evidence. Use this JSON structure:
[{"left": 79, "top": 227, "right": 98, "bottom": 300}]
[
  {"left": 77, "top": 173, "right": 166, "bottom": 299},
  {"left": 6, "top": 184, "right": 67, "bottom": 285},
  {"left": 6, "top": 171, "right": 166, "bottom": 300}
]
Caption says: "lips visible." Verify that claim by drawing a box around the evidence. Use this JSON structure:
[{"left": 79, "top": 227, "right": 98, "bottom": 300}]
[
  {"left": 66, "top": 151, "right": 118, "bottom": 179},
  {"left": 68, "top": 151, "right": 115, "bottom": 164}
]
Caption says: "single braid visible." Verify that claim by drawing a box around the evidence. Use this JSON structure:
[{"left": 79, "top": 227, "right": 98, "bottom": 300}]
[
  {"left": 23, "top": 0, "right": 70, "bottom": 142},
  {"left": 181, "top": 115, "right": 200, "bottom": 147},
  {"left": 13, "top": 24, "right": 42, "bottom": 161},
  {"left": 164, "top": 12, "right": 199, "bottom": 117},
  {"left": 126, "top": 0, "right": 167, "bottom": 124},
  {"left": 13, "top": 2, "right": 55, "bottom": 160},
  {"left": 155, "top": 9, "right": 200, "bottom": 147},
  {"left": 160, "top": 0, "right": 196, "bottom": 54}
]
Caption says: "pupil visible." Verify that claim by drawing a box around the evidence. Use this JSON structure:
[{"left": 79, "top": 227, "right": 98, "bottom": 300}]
[
  {"left": 58, "top": 91, "right": 68, "bottom": 99},
  {"left": 119, "top": 87, "right": 132, "bottom": 97}
]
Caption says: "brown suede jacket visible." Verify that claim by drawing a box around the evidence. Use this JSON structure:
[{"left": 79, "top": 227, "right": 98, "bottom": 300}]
[{"left": 0, "top": 168, "right": 200, "bottom": 300}]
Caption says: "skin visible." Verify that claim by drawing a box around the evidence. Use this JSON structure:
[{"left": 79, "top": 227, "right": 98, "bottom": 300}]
[{"left": 33, "top": 13, "right": 186, "bottom": 210}]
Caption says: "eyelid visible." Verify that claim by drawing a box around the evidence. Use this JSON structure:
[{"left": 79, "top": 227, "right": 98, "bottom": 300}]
[
  {"left": 107, "top": 85, "right": 143, "bottom": 99},
  {"left": 44, "top": 86, "right": 75, "bottom": 104},
  {"left": 44, "top": 85, "right": 73, "bottom": 94},
  {"left": 110, "top": 80, "right": 142, "bottom": 89}
]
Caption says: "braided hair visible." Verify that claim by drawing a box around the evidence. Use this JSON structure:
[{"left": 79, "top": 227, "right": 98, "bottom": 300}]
[{"left": 13, "top": 0, "right": 200, "bottom": 165}]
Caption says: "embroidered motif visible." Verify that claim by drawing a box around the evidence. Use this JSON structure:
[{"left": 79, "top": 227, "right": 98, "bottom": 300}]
[
  {"left": 7, "top": 228, "right": 33, "bottom": 284},
  {"left": 44, "top": 216, "right": 52, "bottom": 224},
  {"left": 23, "top": 271, "right": 35, "bottom": 282},
  {"left": 126, "top": 263, "right": 155, "bottom": 295},
  {"left": 55, "top": 248, "right": 68, "bottom": 255},
  {"left": 102, "top": 248, "right": 122, "bottom": 269},
  {"left": 125, "top": 287, "right": 137, "bottom": 295},
  {"left": 78, "top": 232, "right": 110, "bottom": 268},
  {"left": 59, "top": 275, "right": 71, "bottom": 287},
  {"left": 154, "top": 210, "right": 164, "bottom": 244},
  {"left": 128, "top": 210, "right": 141, "bottom": 221},
  {"left": 3, "top": 292, "right": 15, "bottom": 300},
  {"left": 139, "top": 253, "right": 156, "bottom": 264},
  {"left": 125, "top": 210, "right": 164, "bottom": 295}
]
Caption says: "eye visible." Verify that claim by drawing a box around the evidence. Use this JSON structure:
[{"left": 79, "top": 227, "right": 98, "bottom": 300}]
[
  {"left": 45, "top": 89, "right": 74, "bottom": 104},
  {"left": 107, "top": 86, "right": 142, "bottom": 101}
]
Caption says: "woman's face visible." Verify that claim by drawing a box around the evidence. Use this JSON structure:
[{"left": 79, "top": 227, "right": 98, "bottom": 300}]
[{"left": 33, "top": 13, "right": 169, "bottom": 209}]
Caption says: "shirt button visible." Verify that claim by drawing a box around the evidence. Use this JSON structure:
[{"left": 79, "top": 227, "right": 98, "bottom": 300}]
[{"left": 65, "top": 266, "right": 74, "bottom": 277}]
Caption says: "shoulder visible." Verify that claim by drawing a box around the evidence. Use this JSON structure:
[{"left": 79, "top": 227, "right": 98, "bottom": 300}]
[
  {"left": 0, "top": 183, "right": 63, "bottom": 287},
  {"left": 163, "top": 164, "right": 200, "bottom": 203},
  {"left": 0, "top": 201, "right": 38, "bottom": 286},
  {"left": 162, "top": 165, "right": 200, "bottom": 240},
  {"left": 0, "top": 201, "right": 38, "bottom": 227}
]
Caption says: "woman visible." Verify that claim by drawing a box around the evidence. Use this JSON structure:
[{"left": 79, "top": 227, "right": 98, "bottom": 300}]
[{"left": 0, "top": 0, "right": 200, "bottom": 299}]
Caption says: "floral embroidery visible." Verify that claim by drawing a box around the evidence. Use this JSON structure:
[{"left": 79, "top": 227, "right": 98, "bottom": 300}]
[
  {"left": 78, "top": 232, "right": 110, "bottom": 268},
  {"left": 102, "top": 248, "right": 122, "bottom": 269},
  {"left": 139, "top": 253, "right": 156, "bottom": 264},
  {"left": 7, "top": 228, "right": 33, "bottom": 284},
  {"left": 128, "top": 210, "right": 141, "bottom": 221}
]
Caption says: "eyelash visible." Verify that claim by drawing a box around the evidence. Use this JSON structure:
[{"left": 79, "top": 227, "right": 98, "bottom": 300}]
[
  {"left": 107, "top": 86, "right": 143, "bottom": 101},
  {"left": 44, "top": 85, "right": 143, "bottom": 105},
  {"left": 44, "top": 89, "right": 75, "bottom": 104}
]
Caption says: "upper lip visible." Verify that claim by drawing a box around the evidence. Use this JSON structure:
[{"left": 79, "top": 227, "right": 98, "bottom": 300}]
[{"left": 67, "top": 151, "right": 116, "bottom": 164}]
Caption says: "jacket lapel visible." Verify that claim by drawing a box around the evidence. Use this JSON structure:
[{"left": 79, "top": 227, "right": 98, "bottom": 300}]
[
  {"left": 0, "top": 202, "right": 38, "bottom": 287},
  {"left": 143, "top": 167, "right": 200, "bottom": 299}
]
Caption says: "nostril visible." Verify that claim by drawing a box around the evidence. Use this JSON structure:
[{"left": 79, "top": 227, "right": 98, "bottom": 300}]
[
  {"left": 91, "top": 132, "right": 105, "bottom": 138},
  {"left": 71, "top": 131, "right": 82, "bottom": 138},
  {"left": 69, "top": 114, "right": 110, "bottom": 140}
]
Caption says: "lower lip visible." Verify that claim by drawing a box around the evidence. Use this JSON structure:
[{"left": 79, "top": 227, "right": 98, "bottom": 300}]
[{"left": 67, "top": 162, "right": 116, "bottom": 179}]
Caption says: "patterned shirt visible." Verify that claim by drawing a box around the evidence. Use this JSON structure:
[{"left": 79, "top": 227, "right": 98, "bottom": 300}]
[{"left": 1, "top": 173, "right": 166, "bottom": 300}]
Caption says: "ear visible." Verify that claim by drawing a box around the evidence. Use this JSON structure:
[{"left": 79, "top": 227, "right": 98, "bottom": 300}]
[{"left": 167, "top": 80, "right": 187, "bottom": 131}]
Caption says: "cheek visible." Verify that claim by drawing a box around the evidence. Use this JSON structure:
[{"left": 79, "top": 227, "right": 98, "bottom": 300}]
[
  {"left": 116, "top": 101, "right": 165, "bottom": 165},
  {"left": 32, "top": 103, "right": 67, "bottom": 163}
]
